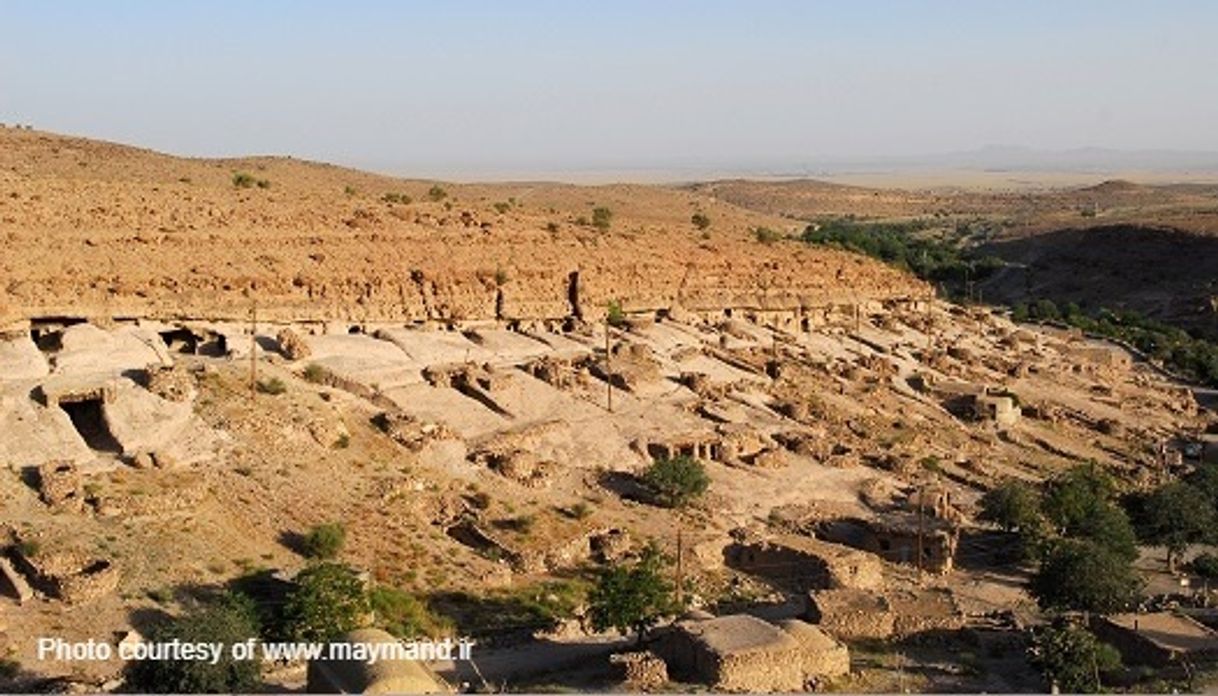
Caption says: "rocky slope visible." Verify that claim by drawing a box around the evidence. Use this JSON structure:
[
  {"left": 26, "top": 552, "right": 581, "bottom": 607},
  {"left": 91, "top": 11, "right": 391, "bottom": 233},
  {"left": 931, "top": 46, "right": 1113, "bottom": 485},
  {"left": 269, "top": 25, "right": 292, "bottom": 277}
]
[{"left": 0, "top": 129, "right": 926, "bottom": 325}]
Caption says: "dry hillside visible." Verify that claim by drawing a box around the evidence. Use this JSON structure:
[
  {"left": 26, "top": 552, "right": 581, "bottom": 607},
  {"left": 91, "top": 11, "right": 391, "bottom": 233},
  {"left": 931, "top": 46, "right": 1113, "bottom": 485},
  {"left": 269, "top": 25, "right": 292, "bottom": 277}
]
[{"left": 0, "top": 129, "right": 925, "bottom": 327}]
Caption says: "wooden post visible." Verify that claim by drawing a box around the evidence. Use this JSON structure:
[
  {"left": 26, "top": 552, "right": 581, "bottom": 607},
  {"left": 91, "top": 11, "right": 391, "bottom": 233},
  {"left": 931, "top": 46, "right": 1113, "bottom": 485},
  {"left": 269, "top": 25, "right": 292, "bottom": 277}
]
[
  {"left": 916, "top": 484, "right": 925, "bottom": 582},
  {"left": 605, "top": 320, "right": 613, "bottom": 413},
  {"left": 249, "top": 301, "right": 258, "bottom": 402},
  {"left": 676, "top": 526, "right": 685, "bottom": 607}
]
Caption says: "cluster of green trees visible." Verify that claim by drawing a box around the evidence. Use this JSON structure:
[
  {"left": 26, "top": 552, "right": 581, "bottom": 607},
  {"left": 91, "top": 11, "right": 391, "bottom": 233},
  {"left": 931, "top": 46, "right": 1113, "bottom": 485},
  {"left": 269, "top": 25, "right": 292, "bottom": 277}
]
[
  {"left": 125, "top": 520, "right": 447, "bottom": 692},
  {"left": 1132, "top": 461, "right": 1218, "bottom": 572},
  {"left": 1028, "top": 621, "right": 1121, "bottom": 693},
  {"left": 980, "top": 465, "right": 1142, "bottom": 614},
  {"left": 801, "top": 217, "right": 1005, "bottom": 284},
  {"left": 981, "top": 462, "right": 1218, "bottom": 691},
  {"left": 1012, "top": 299, "right": 1218, "bottom": 387},
  {"left": 125, "top": 562, "right": 375, "bottom": 692}
]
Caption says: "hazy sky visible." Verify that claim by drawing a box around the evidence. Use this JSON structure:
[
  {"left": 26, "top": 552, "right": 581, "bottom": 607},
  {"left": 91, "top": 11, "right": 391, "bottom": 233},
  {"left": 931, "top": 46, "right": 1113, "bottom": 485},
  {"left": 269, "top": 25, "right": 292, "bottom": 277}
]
[{"left": 3, "top": 1, "right": 1217, "bottom": 177}]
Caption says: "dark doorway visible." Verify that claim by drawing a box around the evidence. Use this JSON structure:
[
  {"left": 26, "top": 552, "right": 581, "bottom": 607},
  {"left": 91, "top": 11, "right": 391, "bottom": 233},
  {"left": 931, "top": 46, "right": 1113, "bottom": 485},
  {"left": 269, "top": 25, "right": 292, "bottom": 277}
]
[
  {"left": 29, "top": 317, "right": 86, "bottom": 352},
  {"left": 159, "top": 328, "right": 199, "bottom": 354},
  {"left": 59, "top": 399, "right": 121, "bottom": 453}
]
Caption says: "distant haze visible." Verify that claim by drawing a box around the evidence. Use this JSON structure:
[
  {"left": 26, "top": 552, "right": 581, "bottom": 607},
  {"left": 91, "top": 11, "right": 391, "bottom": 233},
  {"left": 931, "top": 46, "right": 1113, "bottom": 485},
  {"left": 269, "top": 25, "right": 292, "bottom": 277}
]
[{"left": 3, "top": 1, "right": 1217, "bottom": 181}]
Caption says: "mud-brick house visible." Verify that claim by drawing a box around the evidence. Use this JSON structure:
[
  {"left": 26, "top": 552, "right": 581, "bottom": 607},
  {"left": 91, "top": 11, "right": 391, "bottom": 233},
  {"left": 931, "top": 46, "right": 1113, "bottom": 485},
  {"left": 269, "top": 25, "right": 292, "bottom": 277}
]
[
  {"left": 1091, "top": 612, "right": 1218, "bottom": 669},
  {"left": 817, "top": 513, "right": 958, "bottom": 574}
]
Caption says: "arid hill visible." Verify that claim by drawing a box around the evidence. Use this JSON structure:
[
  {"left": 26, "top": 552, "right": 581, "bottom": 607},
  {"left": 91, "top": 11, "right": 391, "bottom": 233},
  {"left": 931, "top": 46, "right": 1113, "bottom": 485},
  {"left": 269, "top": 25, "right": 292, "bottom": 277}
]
[
  {"left": 980, "top": 224, "right": 1218, "bottom": 336},
  {"left": 687, "top": 177, "right": 1218, "bottom": 228},
  {"left": 0, "top": 129, "right": 925, "bottom": 327},
  {"left": 689, "top": 177, "right": 1218, "bottom": 333}
]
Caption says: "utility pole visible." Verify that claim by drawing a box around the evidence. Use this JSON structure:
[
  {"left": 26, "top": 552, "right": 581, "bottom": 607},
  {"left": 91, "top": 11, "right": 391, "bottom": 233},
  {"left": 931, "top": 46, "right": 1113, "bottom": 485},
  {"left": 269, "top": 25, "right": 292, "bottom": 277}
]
[
  {"left": 675, "top": 526, "right": 685, "bottom": 608},
  {"left": 249, "top": 301, "right": 258, "bottom": 402},
  {"left": 605, "top": 319, "right": 613, "bottom": 413},
  {"left": 925, "top": 297, "right": 932, "bottom": 353},
  {"left": 916, "top": 484, "right": 925, "bottom": 583}
]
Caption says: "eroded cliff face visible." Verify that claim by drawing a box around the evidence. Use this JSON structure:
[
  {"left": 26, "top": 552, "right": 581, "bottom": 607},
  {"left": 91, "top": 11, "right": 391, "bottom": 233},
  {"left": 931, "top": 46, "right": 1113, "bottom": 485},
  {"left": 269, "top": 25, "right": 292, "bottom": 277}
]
[{"left": 0, "top": 128, "right": 927, "bottom": 324}]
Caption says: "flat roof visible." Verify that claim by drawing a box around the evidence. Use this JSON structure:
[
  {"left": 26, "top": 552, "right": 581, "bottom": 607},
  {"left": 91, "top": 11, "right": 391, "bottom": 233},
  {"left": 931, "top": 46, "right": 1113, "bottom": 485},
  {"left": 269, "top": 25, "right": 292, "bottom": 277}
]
[
  {"left": 1105, "top": 613, "right": 1218, "bottom": 653},
  {"left": 678, "top": 614, "right": 797, "bottom": 655}
]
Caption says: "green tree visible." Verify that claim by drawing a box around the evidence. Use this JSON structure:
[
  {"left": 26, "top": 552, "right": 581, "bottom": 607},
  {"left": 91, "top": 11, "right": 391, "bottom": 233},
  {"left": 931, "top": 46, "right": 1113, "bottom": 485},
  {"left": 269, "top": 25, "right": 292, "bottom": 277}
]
[
  {"left": 1186, "top": 463, "right": 1218, "bottom": 507},
  {"left": 978, "top": 479, "right": 1042, "bottom": 533},
  {"left": 1190, "top": 552, "right": 1218, "bottom": 580},
  {"left": 282, "top": 563, "right": 370, "bottom": 642},
  {"left": 1042, "top": 464, "right": 1137, "bottom": 561},
  {"left": 642, "top": 455, "right": 710, "bottom": 508},
  {"left": 369, "top": 586, "right": 450, "bottom": 640},
  {"left": 1030, "top": 539, "right": 1141, "bottom": 614},
  {"left": 1031, "top": 298, "right": 1061, "bottom": 320},
  {"left": 1029, "top": 622, "right": 1121, "bottom": 693},
  {"left": 1138, "top": 482, "right": 1216, "bottom": 571},
  {"left": 690, "top": 212, "right": 711, "bottom": 230},
  {"left": 1042, "top": 464, "right": 1116, "bottom": 530},
  {"left": 1073, "top": 503, "right": 1139, "bottom": 562},
  {"left": 427, "top": 185, "right": 447, "bottom": 201},
  {"left": 302, "top": 521, "right": 347, "bottom": 560},
  {"left": 125, "top": 594, "right": 261, "bottom": 693},
  {"left": 588, "top": 544, "right": 676, "bottom": 643},
  {"left": 591, "top": 206, "right": 613, "bottom": 231}
]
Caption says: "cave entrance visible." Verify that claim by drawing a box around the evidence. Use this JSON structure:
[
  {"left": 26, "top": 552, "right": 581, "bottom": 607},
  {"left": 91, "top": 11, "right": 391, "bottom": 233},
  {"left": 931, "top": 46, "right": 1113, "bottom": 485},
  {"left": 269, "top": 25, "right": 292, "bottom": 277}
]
[
  {"left": 159, "top": 328, "right": 199, "bottom": 354},
  {"left": 59, "top": 398, "right": 121, "bottom": 454},
  {"left": 29, "top": 317, "right": 86, "bottom": 353}
]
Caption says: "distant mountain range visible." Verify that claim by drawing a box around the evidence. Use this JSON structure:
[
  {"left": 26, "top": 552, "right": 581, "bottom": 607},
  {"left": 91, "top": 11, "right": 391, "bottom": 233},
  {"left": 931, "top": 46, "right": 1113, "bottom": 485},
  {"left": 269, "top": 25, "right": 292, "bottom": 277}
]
[{"left": 781, "top": 146, "right": 1218, "bottom": 176}]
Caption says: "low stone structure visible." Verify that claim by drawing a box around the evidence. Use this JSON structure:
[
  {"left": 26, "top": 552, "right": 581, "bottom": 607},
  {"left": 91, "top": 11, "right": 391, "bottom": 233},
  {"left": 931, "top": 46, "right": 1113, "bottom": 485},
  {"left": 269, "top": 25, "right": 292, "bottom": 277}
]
[
  {"left": 774, "top": 618, "right": 853, "bottom": 687},
  {"left": 467, "top": 422, "right": 563, "bottom": 486},
  {"left": 374, "top": 411, "right": 454, "bottom": 452},
  {"left": 887, "top": 587, "right": 965, "bottom": 635},
  {"left": 817, "top": 514, "right": 958, "bottom": 574},
  {"left": 276, "top": 327, "right": 312, "bottom": 360},
  {"left": 971, "top": 393, "right": 1020, "bottom": 427},
  {"left": 640, "top": 431, "right": 724, "bottom": 463},
  {"left": 590, "top": 528, "right": 631, "bottom": 563},
  {"left": 680, "top": 371, "right": 730, "bottom": 400},
  {"left": 522, "top": 355, "right": 587, "bottom": 389},
  {"left": 655, "top": 613, "right": 848, "bottom": 692},
  {"left": 609, "top": 651, "right": 669, "bottom": 690},
  {"left": 1068, "top": 344, "right": 1133, "bottom": 371},
  {"left": 470, "top": 447, "right": 555, "bottom": 488},
  {"left": 38, "top": 461, "right": 86, "bottom": 511},
  {"left": 806, "top": 588, "right": 896, "bottom": 641},
  {"left": 9, "top": 546, "right": 119, "bottom": 604},
  {"left": 145, "top": 364, "right": 195, "bottom": 402},
  {"left": 1091, "top": 612, "right": 1218, "bottom": 669},
  {"left": 306, "top": 628, "right": 451, "bottom": 693},
  {"left": 725, "top": 534, "right": 883, "bottom": 591},
  {"left": 38, "top": 375, "right": 117, "bottom": 409}
]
